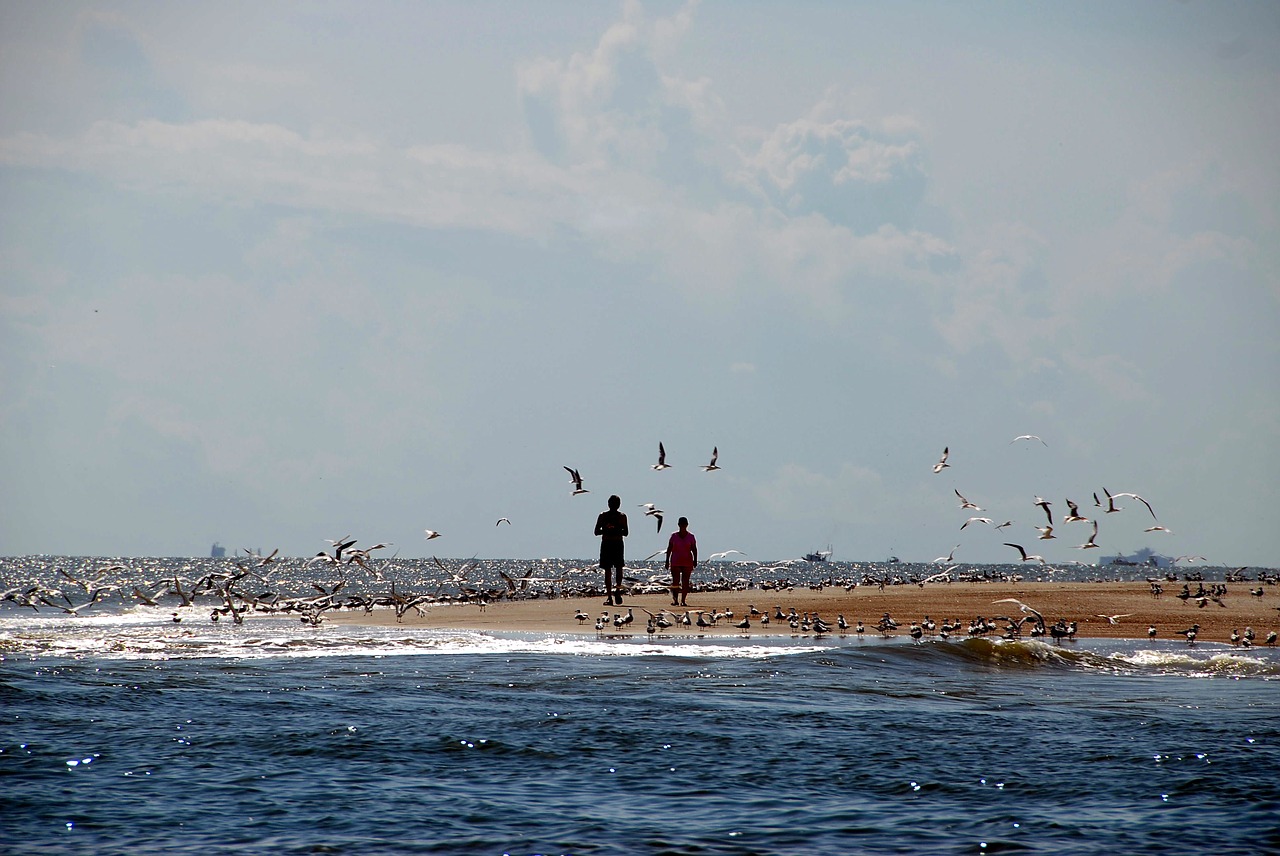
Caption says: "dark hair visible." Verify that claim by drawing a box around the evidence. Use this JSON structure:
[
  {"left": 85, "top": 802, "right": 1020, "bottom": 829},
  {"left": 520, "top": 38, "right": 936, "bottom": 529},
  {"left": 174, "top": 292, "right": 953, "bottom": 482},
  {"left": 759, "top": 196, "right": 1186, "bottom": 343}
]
[
  {"left": 608, "top": 495, "right": 621, "bottom": 510},
  {"left": 678, "top": 516, "right": 688, "bottom": 527}
]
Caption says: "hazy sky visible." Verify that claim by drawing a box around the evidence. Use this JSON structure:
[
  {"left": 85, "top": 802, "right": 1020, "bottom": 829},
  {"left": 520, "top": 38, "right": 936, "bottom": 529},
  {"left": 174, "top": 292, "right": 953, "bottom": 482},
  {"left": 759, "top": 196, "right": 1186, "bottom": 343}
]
[{"left": 2, "top": 1, "right": 1277, "bottom": 566}]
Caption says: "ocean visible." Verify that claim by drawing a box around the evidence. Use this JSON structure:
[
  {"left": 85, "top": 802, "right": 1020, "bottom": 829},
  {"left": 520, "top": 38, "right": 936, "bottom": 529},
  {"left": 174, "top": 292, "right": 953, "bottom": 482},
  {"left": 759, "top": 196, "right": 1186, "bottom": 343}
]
[{"left": 2, "top": 556, "right": 1278, "bottom": 855}]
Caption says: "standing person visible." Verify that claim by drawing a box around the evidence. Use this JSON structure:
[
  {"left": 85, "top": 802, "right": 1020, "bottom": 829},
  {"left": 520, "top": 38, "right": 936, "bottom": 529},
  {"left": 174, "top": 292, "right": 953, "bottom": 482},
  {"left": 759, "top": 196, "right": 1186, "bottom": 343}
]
[
  {"left": 665, "top": 517, "right": 697, "bottom": 607},
  {"left": 595, "top": 494, "right": 629, "bottom": 606}
]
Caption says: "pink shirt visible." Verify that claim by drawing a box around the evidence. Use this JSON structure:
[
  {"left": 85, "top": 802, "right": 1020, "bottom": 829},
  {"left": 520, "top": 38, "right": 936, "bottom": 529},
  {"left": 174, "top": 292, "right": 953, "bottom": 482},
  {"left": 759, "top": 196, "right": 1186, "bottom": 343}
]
[{"left": 666, "top": 530, "right": 697, "bottom": 568}]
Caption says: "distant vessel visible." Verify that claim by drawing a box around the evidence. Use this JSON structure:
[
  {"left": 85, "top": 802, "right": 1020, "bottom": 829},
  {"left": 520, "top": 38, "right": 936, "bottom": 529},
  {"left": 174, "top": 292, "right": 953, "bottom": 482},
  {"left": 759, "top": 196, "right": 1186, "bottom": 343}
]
[
  {"left": 210, "top": 542, "right": 226, "bottom": 558},
  {"left": 803, "top": 547, "right": 832, "bottom": 562}
]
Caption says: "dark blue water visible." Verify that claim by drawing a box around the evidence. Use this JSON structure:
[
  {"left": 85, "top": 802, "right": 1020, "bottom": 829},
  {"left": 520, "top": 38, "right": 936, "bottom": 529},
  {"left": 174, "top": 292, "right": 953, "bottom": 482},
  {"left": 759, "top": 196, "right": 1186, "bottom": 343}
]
[{"left": 3, "top": 556, "right": 1278, "bottom": 854}]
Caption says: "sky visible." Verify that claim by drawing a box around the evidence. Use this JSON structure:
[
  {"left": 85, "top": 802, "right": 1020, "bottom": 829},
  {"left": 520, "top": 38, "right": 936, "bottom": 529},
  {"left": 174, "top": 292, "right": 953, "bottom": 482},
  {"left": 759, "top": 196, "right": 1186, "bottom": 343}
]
[{"left": 1, "top": 1, "right": 1277, "bottom": 567}]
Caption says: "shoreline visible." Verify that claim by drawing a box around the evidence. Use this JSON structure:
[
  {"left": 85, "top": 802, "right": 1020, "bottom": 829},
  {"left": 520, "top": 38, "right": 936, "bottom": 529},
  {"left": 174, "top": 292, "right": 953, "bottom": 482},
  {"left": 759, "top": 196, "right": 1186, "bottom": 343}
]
[{"left": 328, "top": 581, "right": 1279, "bottom": 645}]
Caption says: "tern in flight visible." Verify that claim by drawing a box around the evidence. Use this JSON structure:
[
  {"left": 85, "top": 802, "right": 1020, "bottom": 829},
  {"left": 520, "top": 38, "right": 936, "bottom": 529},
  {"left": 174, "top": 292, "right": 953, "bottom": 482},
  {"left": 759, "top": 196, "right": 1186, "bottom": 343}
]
[
  {"left": 1011, "top": 435, "right": 1047, "bottom": 446},
  {"left": 651, "top": 442, "right": 671, "bottom": 470},
  {"left": 1003, "top": 543, "right": 1047, "bottom": 564},
  {"left": 955, "top": 489, "right": 982, "bottom": 511},
  {"left": 933, "top": 446, "right": 950, "bottom": 473},
  {"left": 564, "top": 467, "right": 589, "bottom": 495},
  {"left": 701, "top": 447, "right": 720, "bottom": 471}
]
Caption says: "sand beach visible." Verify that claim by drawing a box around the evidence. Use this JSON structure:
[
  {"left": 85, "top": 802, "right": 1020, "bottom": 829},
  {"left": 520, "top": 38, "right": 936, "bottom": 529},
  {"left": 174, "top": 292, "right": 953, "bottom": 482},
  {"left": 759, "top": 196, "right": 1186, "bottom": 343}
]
[{"left": 330, "top": 580, "right": 1279, "bottom": 644}]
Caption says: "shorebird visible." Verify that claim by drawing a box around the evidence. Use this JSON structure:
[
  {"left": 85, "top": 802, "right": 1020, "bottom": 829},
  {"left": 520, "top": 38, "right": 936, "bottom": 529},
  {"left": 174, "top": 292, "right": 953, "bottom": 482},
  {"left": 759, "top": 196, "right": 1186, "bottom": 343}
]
[
  {"left": 1147, "top": 625, "right": 1157, "bottom": 639},
  {"left": 1063, "top": 500, "right": 1089, "bottom": 523},
  {"left": 1177, "top": 624, "right": 1200, "bottom": 645},
  {"left": 933, "top": 545, "right": 960, "bottom": 564},
  {"left": 955, "top": 489, "right": 982, "bottom": 510},
  {"left": 1144, "top": 525, "right": 1173, "bottom": 534},
  {"left": 701, "top": 447, "right": 720, "bottom": 471},
  {"left": 574, "top": 610, "right": 590, "bottom": 623},
  {"left": 1095, "top": 613, "right": 1133, "bottom": 625},
  {"left": 1003, "top": 543, "right": 1047, "bottom": 564},
  {"left": 1075, "top": 520, "right": 1100, "bottom": 550},
  {"left": 564, "top": 467, "right": 589, "bottom": 495},
  {"left": 707, "top": 550, "right": 746, "bottom": 561},
  {"left": 994, "top": 520, "right": 1014, "bottom": 530},
  {"left": 933, "top": 446, "right": 950, "bottom": 473},
  {"left": 424, "top": 529, "right": 442, "bottom": 540},
  {"left": 651, "top": 442, "right": 671, "bottom": 470},
  {"left": 735, "top": 615, "right": 751, "bottom": 631},
  {"left": 495, "top": 518, "right": 511, "bottom": 526},
  {"left": 1036, "top": 525, "right": 1056, "bottom": 540},
  {"left": 1110, "top": 491, "right": 1157, "bottom": 520},
  {"left": 961, "top": 517, "right": 993, "bottom": 530},
  {"left": 638, "top": 502, "right": 664, "bottom": 533},
  {"left": 1034, "top": 496, "right": 1054, "bottom": 526},
  {"left": 1011, "top": 434, "right": 1047, "bottom": 446}
]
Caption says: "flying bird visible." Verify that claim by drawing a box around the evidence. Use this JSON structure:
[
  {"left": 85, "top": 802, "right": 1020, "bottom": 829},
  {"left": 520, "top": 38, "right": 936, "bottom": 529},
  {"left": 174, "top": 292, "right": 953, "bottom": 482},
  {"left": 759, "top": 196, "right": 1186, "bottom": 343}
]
[
  {"left": 564, "top": 467, "right": 589, "bottom": 495},
  {"left": 701, "top": 447, "right": 720, "bottom": 471},
  {"left": 424, "top": 529, "right": 442, "bottom": 540},
  {"left": 1063, "top": 500, "right": 1089, "bottom": 523},
  {"left": 933, "top": 545, "right": 960, "bottom": 564},
  {"left": 1003, "top": 543, "right": 1046, "bottom": 564},
  {"left": 495, "top": 518, "right": 511, "bottom": 526},
  {"left": 651, "top": 442, "right": 671, "bottom": 470},
  {"left": 1075, "top": 520, "right": 1100, "bottom": 550},
  {"left": 1095, "top": 613, "right": 1133, "bottom": 625},
  {"left": 933, "top": 446, "right": 950, "bottom": 473},
  {"left": 1034, "top": 496, "right": 1054, "bottom": 526},
  {"left": 1110, "top": 491, "right": 1158, "bottom": 520},
  {"left": 961, "top": 517, "right": 993, "bottom": 530},
  {"left": 955, "top": 489, "right": 981, "bottom": 510},
  {"left": 1011, "top": 434, "right": 1047, "bottom": 446}
]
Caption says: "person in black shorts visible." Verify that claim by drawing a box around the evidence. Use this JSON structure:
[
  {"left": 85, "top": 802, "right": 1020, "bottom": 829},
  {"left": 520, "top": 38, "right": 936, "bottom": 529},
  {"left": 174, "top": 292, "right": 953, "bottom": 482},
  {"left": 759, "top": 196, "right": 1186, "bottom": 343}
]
[{"left": 595, "top": 494, "right": 628, "bottom": 605}]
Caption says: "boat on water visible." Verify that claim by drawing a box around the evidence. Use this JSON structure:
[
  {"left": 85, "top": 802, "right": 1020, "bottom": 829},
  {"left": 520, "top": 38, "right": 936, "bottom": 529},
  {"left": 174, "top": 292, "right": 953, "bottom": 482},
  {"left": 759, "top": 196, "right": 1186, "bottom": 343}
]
[{"left": 803, "top": 547, "right": 832, "bottom": 562}]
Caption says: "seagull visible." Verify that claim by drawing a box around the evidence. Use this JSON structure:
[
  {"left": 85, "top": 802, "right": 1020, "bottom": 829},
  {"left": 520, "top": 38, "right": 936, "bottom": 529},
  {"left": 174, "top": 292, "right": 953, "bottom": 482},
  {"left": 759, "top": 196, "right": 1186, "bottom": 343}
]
[
  {"left": 424, "top": 529, "right": 442, "bottom": 540},
  {"left": 994, "top": 520, "right": 1014, "bottom": 530},
  {"left": 651, "top": 442, "right": 671, "bottom": 470},
  {"left": 1034, "top": 496, "right": 1054, "bottom": 526},
  {"left": 1011, "top": 435, "right": 1047, "bottom": 446},
  {"left": 1095, "top": 613, "right": 1133, "bottom": 625},
  {"left": 1147, "top": 625, "right": 1157, "bottom": 639},
  {"left": 495, "top": 518, "right": 511, "bottom": 526},
  {"left": 1075, "top": 520, "right": 1100, "bottom": 550},
  {"left": 933, "top": 545, "right": 960, "bottom": 564},
  {"left": 1063, "top": 500, "right": 1089, "bottom": 523},
  {"left": 701, "top": 447, "right": 720, "bottom": 471},
  {"left": 1111, "top": 491, "right": 1157, "bottom": 520},
  {"left": 1036, "top": 525, "right": 1056, "bottom": 540},
  {"left": 1145, "top": 525, "right": 1173, "bottom": 533},
  {"left": 961, "top": 517, "right": 993, "bottom": 530},
  {"left": 1003, "top": 543, "right": 1046, "bottom": 564},
  {"left": 955, "top": 489, "right": 981, "bottom": 510},
  {"left": 564, "top": 466, "right": 589, "bottom": 495},
  {"left": 933, "top": 446, "right": 950, "bottom": 473},
  {"left": 638, "top": 503, "right": 664, "bottom": 533},
  {"left": 707, "top": 550, "right": 746, "bottom": 561}
]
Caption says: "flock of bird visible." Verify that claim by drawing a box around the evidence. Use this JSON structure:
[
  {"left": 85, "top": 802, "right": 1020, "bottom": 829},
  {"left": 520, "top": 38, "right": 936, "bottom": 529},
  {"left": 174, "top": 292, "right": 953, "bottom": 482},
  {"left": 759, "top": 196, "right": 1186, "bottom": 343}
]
[{"left": 931, "top": 437, "right": 1177, "bottom": 568}]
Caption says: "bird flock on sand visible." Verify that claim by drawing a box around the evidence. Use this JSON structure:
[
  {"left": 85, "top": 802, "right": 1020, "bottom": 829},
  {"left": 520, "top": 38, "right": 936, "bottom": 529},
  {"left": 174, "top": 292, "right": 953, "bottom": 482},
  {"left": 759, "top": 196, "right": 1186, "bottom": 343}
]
[{"left": 5, "top": 438, "right": 1275, "bottom": 649}]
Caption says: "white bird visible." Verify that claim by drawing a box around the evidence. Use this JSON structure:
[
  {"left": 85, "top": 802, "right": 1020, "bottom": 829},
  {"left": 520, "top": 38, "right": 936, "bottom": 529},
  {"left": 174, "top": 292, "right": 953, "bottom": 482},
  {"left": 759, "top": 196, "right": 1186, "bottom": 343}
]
[
  {"left": 1034, "top": 496, "right": 1054, "bottom": 526},
  {"left": 1003, "top": 543, "right": 1046, "bottom": 564},
  {"left": 955, "top": 489, "right": 982, "bottom": 511},
  {"left": 424, "top": 529, "right": 442, "bottom": 540},
  {"left": 1145, "top": 525, "right": 1173, "bottom": 534},
  {"left": 707, "top": 550, "right": 745, "bottom": 561},
  {"left": 1063, "top": 500, "right": 1089, "bottom": 523},
  {"left": 1096, "top": 613, "right": 1133, "bottom": 625},
  {"left": 638, "top": 502, "right": 664, "bottom": 533},
  {"left": 564, "top": 466, "right": 589, "bottom": 495},
  {"left": 933, "top": 545, "right": 960, "bottom": 564},
  {"left": 1075, "top": 520, "right": 1100, "bottom": 550},
  {"left": 1110, "top": 491, "right": 1157, "bottom": 520},
  {"left": 701, "top": 447, "right": 720, "bottom": 471},
  {"left": 651, "top": 442, "right": 671, "bottom": 470},
  {"left": 933, "top": 446, "right": 950, "bottom": 473},
  {"left": 961, "top": 517, "right": 992, "bottom": 530},
  {"left": 1011, "top": 435, "right": 1047, "bottom": 446}
]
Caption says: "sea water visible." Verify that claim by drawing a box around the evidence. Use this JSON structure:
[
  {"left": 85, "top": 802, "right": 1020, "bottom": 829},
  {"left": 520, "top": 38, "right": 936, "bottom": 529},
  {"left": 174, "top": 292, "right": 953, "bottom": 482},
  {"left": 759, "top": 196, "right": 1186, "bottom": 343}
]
[{"left": 2, "top": 557, "right": 1278, "bottom": 855}]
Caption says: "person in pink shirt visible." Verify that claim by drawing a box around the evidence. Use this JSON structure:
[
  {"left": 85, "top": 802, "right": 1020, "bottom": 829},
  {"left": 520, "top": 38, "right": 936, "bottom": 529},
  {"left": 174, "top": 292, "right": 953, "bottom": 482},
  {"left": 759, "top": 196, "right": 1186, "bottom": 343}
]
[{"left": 664, "top": 517, "right": 698, "bottom": 606}]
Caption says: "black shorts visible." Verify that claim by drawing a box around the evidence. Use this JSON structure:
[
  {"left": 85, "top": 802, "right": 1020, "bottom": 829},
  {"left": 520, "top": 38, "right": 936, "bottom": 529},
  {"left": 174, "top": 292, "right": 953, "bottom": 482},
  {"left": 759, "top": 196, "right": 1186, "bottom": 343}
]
[{"left": 599, "top": 540, "right": 624, "bottom": 570}]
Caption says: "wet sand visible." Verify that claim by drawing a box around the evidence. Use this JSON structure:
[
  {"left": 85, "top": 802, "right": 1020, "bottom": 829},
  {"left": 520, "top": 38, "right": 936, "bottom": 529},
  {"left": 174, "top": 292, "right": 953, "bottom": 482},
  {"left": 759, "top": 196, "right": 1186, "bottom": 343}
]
[{"left": 328, "top": 581, "right": 1280, "bottom": 643}]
